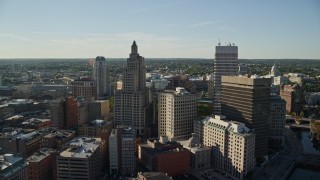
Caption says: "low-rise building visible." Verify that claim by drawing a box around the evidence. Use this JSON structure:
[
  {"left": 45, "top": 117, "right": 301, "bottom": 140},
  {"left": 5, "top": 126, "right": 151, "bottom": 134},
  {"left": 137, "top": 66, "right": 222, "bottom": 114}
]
[
  {"left": 138, "top": 137, "right": 190, "bottom": 176},
  {"left": 0, "top": 154, "right": 29, "bottom": 180},
  {"left": 27, "top": 148, "right": 58, "bottom": 180},
  {"left": 41, "top": 130, "right": 76, "bottom": 149},
  {"left": 180, "top": 133, "right": 211, "bottom": 170},
  {"left": 136, "top": 172, "right": 172, "bottom": 180}
]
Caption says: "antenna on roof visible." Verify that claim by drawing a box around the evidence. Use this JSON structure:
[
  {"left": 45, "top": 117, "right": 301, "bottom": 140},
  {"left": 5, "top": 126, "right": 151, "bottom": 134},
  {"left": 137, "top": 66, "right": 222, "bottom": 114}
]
[{"left": 218, "top": 38, "right": 221, "bottom": 46}]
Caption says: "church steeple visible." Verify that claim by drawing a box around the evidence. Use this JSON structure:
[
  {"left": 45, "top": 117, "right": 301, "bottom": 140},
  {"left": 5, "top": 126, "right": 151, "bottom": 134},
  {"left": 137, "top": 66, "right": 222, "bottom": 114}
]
[{"left": 131, "top": 41, "right": 138, "bottom": 54}]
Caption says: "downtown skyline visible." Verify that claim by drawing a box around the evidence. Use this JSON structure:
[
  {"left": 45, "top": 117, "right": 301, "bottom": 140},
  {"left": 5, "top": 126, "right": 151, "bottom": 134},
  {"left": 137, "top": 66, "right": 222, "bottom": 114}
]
[{"left": 0, "top": 0, "right": 319, "bottom": 59}]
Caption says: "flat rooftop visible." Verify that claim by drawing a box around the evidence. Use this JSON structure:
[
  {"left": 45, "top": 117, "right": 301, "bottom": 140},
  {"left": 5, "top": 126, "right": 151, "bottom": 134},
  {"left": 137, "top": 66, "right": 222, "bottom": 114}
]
[{"left": 59, "top": 137, "right": 101, "bottom": 158}]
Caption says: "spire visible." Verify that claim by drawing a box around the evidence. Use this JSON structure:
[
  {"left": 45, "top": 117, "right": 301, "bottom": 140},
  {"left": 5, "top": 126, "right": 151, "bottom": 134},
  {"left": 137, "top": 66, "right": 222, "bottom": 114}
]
[{"left": 131, "top": 40, "right": 138, "bottom": 54}]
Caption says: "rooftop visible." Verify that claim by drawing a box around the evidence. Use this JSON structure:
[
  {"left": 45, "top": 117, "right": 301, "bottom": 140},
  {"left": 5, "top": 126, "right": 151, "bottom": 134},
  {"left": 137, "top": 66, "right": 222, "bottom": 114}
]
[
  {"left": 60, "top": 137, "right": 101, "bottom": 158},
  {"left": 204, "top": 115, "right": 252, "bottom": 134}
]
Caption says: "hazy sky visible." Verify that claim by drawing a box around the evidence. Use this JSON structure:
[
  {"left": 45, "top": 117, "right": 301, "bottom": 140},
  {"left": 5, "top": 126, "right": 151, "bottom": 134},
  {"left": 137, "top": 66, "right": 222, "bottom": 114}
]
[{"left": 0, "top": 0, "right": 319, "bottom": 59}]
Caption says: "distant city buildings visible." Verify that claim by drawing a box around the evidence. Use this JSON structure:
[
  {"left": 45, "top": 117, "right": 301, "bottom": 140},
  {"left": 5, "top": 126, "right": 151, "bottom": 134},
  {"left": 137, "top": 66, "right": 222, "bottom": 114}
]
[
  {"left": 158, "top": 87, "right": 197, "bottom": 141},
  {"left": 114, "top": 41, "right": 148, "bottom": 136},
  {"left": 212, "top": 44, "right": 239, "bottom": 114},
  {"left": 93, "top": 56, "right": 110, "bottom": 98}
]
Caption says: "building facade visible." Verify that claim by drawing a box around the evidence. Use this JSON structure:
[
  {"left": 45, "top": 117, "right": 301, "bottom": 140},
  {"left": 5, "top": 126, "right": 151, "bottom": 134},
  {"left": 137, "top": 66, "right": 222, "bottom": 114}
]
[
  {"left": 56, "top": 137, "right": 105, "bottom": 180},
  {"left": 221, "top": 75, "right": 271, "bottom": 157},
  {"left": 72, "top": 80, "right": 97, "bottom": 102},
  {"left": 280, "top": 84, "right": 304, "bottom": 114},
  {"left": 201, "top": 115, "right": 255, "bottom": 180},
  {"left": 93, "top": 56, "right": 110, "bottom": 98},
  {"left": 108, "top": 126, "right": 136, "bottom": 175},
  {"left": 158, "top": 87, "right": 197, "bottom": 141},
  {"left": 50, "top": 98, "right": 66, "bottom": 129},
  {"left": 269, "top": 95, "right": 286, "bottom": 147},
  {"left": 213, "top": 44, "right": 239, "bottom": 114},
  {"left": 114, "top": 41, "right": 148, "bottom": 136},
  {"left": 138, "top": 137, "right": 190, "bottom": 176}
]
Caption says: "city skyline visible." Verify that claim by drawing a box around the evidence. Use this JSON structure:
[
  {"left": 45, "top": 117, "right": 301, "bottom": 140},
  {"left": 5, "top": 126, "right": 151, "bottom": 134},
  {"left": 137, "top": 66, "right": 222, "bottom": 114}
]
[{"left": 0, "top": 0, "right": 319, "bottom": 59}]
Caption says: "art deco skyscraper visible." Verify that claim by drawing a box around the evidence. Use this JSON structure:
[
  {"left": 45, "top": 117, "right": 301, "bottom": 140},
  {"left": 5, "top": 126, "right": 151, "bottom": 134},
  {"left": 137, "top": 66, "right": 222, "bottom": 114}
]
[
  {"left": 213, "top": 43, "right": 239, "bottom": 114},
  {"left": 114, "top": 41, "right": 147, "bottom": 136},
  {"left": 93, "top": 56, "right": 110, "bottom": 97}
]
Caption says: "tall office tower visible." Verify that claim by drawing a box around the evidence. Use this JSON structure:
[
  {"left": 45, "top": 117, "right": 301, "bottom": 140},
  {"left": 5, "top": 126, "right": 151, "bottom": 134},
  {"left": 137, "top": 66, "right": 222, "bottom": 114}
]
[
  {"left": 56, "top": 137, "right": 105, "bottom": 180},
  {"left": 221, "top": 75, "right": 271, "bottom": 157},
  {"left": 72, "top": 79, "right": 97, "bottom": 102},
  {"left": 269, "top": 95, "right": 286, "bottom": 148},
  {"left": 93, "top": 56, "right": 110, "bottom": 97},
  {"left": 158, "top": 87, "right": 197, "bottom": 141},
  {"left": 114, "top": 41, "right": 147, "bottom": 136},
  {"left": 50, "top": 98, "right": 66, "bottom": 129},
  {"left": 213, "top": 43, "right": 239, "bottom": 114},
  {"left": 109, "top": 126, "right": 136, "bottom": 175},
  {"left": 201, "top": 115, "right": 255, "bottom": 180}
]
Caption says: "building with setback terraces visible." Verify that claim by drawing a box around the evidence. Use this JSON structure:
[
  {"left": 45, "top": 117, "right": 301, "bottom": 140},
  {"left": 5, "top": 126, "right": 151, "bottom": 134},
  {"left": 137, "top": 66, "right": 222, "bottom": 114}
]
[{"left": 114, "top": 41, "right": 148, "bottom": 136}]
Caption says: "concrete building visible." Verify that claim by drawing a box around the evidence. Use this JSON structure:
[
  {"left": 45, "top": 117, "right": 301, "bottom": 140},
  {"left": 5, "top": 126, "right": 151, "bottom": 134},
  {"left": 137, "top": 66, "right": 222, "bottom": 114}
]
[
  {"left": 93, "top": 56, "right": 110, "bottom": 97},
  {"left": 78, "top": 120, "right": 113, "bottom": 138},
  {"left": 138, "top": 137, "right": 190, "bottom": 176},
  {"left": 109, "top": 129, "right": 119, "bottom": 174},
  {"left": 41, "top": 130, "right": 76, "bottom": 150},
  {"left": 280, "top": 84, "right": 304, "bottom": 114},
  {"left": 27, "top": 148, "right": 57, "bottom": 180},
  {"left": 109, "top": 126, "right": 136, "bottom": 175},
  {"left": 0, "top": 154, "right": 29, "bottom": 180},
  {"left": 114, "top": 41, "right": 148, "bottom": 136},
  {"left": 50, "top": 98, "right": 66, "bottom": 129},
  {"left": 88, "top": 100, "right": 110, "bottom": 121},
  {"left": 72, "top": 79, "right": 96, "bottom": 102},
  {"left": 0, "top": 129, "right": 46, "bottom": 158},
  {"left": 305, "top": 92, "right": 320, "bottom": 106},
  {"left": 158, "top": 87, "right": 197, "bottom": 141},
  {"left": 213, "top": 44, "right": 239, "bottom": 114},
  {"left": 269, "top": 95, "right": 286, "bottom": 148},
  {"left": 65, "top": 96, "right": 88, "bottom": 128},
  {"left": 201, "top": 115, "right": 255, "bottom": 180},
  {"left": 180, "top": 133, "right": 211, "bottom": 170},
  {"left": 221, "top": 75, "right": 271, "bottom": 157},
  {"left": 56, "top": 137, "right": 105, "bottom": 180}
]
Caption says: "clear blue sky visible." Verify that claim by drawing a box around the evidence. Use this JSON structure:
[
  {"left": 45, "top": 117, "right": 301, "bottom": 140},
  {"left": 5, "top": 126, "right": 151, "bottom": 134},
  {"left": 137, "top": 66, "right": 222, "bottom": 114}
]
[{"left": 0, "top": 0, "right": 319, "bottom": 59}]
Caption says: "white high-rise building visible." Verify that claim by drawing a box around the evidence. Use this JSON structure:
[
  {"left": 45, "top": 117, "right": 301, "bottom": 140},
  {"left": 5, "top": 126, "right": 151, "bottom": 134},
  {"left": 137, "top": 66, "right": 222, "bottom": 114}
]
[
  {"left": 114, "top": 41, "right": 147, "bottom": 136},
  {"left": 158, "top": 87, "right": 197, "bottom": 141},
  {"left": 93, "top": 56, "right": 110, "bottom": 97},
  {"left": 213, "top": 44, "right": 238, "bottom": 114},
  {"left": 200, "top": 115, "right": 255, "bottom": 180}
]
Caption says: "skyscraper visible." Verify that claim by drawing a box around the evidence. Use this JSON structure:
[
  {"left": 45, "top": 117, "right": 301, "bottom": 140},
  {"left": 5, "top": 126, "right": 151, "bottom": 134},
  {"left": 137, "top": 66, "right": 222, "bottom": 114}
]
[
  {"left": 221, "top": 75, "right": 271, "bottom": 157},
  {"left": 213, "top": 43, "right": 239, "bottom": 114},
  {"left": 114, "top": 41, "right": 147, "bottom": 136},
  {"left": 158, "top": 87, "right": 197, "bottom": 141},
  {"left": 93, "top": 56, "right": 110, "bottom": 98}
]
